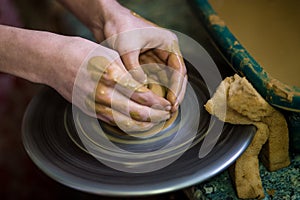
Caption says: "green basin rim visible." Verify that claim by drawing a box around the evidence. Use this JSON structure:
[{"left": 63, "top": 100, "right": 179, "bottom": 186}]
[{"left": 189, "top": 0, "right": 300, "bottom": 112}]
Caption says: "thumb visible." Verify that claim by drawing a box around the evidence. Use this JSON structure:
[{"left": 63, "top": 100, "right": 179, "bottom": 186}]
[{"left": 121, "top": 50, "right": 147, "bottom": 84}]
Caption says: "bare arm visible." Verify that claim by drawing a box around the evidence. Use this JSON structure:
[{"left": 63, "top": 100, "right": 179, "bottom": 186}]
[
  {"left": 0, "top": 0, "right": 184, "bottom": 129},
  {"left": 0, "top": 25, "right": 96, "bottom": 99},
  {"left": 0, "top": 25, "right": 170, "bottom": 128},
  {"left": 57, "top": 0, "right": 121, "bottom": 42}
]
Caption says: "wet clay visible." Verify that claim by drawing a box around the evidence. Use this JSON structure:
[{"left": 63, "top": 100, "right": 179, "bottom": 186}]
[
  {"left": 87, "top": 56, "right": 177, "bottom": 137},
  {"left": 131, "top": 82, "right": 178, "bottom": 138},
  {"left": 205, "top": 74, "right": 290, "bottom": 199},
  {"left": 88, "top": 56, "right": 148, "bottom": 93},
  {"left": 209, "top": 0, "right": 300, "bottom": 87}
]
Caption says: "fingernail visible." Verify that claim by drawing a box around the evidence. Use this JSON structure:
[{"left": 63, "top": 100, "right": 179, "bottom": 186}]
[
  {"left": 152, "top": 104, "right": 164, "bottom": 110},
  {"left": 165, "top": 105, "right": 172, "bottom": 111},
  {"left": 130, "top": 69, "right": 147, "bottom": 84},
  {"left": 162, "top": 112, "right": 171, "bottom": 120}
]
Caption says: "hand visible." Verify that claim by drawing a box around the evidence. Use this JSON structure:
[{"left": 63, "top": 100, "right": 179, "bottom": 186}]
[
  {"left": 0, "top": 25, "right": 171, "bottom": 132},
  {"left": 67, "top": 44, "right": 172, "bottom": 132},
  {"left": 97, "top": 6, "right": 187, "bottom": 112}
]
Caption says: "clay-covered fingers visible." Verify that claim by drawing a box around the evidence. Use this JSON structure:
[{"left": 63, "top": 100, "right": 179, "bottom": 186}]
[
  {"left": 176, "top": 74, "right": 187, "bottom": 106},
  {"left": 121, "top": 50, "right": 147, "bottom": 84},
  {"left": 90, "top": 56, "right": 143, "bottom": 90},
  {"left": 139, "top": 50, "right": 165, "bottom": 66},
  {"left": 92, "top": 59, "right": 171, "bottom": 110},
  {"left": 116, "top": 85, "right": 171, "bottom": 110},
  {"left": 93, "top": 84, "right": 170, "bottom": 122},
  {"left": 88, "top": 57, "right": 127, "bottom": 86},
  {"left": 166, "top": 53, "right": 187, "bottom": 111},
  {"left": 87, "top": 55, "right": 173, "bottom": 128},
  {"left": 86, "top": 98, "right": 156, "bottom": 132},
  {"left": 139, "top": 51, "right": 171, "bottom": 86},
  {"left": 154, "top": 49, "right": 187, "bottom": 112},
  {"left": 139, "top": 49, "right": 187, "bottom": 112},
  {"left": 139, "top": 51, "right": 166, "bottom": 73}
]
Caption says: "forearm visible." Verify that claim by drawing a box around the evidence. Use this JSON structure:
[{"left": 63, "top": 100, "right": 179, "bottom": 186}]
[
  {"left": 0, "top": 25, "right": 95, "bottom": 87},
  {"left": 57, "top": 0, "right": 131, "bottom": 41}
]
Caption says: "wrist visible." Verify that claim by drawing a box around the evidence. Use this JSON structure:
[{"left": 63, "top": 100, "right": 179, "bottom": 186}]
[
  {"left": 96, "top": 0, "right": 128, "bottom": 22},
  {"left": 57, "top": 0, "right": 125, "bottom": 41},
  {"left": 46, "top": 36, "right": 98, "bottom": 96},
  {"left": 90, "top": 0, "right": 131, "bottom": 41}
]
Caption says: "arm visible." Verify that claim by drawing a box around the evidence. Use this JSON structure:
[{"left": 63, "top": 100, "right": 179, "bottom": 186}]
[
  {"left": 57, "top": 0, "right": 120, "bottom": 42},
  {"left": 0, "top": 24, "right": 95, "bottom": 100},
  {"left": 0, "top": 25, "right": 170, "bottom": 130}
]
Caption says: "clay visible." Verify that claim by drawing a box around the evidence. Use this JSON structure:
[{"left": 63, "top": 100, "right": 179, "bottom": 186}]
[
  {"left": 87, "top": 56, "right": 177, "bottom": 137},
  {"left": 205, "top": 74, "right": 290, "bottom": 199},
  {"left": 135, "top": 82, "right": 178, "bottom": 138}
]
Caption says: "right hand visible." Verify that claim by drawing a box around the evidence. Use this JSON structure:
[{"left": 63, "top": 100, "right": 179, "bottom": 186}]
[{"left": 60, "top": 43, "right": 172, "bottom": 132}]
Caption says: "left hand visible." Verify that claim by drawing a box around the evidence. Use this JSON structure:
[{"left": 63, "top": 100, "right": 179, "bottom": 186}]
[{"left": 98, "top": 6, "right": 187, "bottom": 112}]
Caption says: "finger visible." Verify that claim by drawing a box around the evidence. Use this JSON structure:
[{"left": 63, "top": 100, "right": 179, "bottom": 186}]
[
  {"left": 88, "top": 57, "right": 128, "bottom": 84},
  {"left": 121, "top": 50, "right": 147, "bottom": 84},
  {"left": 96, "top": 104, "right": 156, "bottom": 132},
  {"left": 148, "top": 82, "right": 166, "bottom": 97},
  {"left": 97, "top": 61, "right": 136, "bottom": 88},
  {"left": 157, "top": 69, "right": 170, "bottom": 86},
  {"left": 93, "top": 63, "right": 171, "bottom": 110},
  {"left": 116, "top": 84, "right": 171, "bottom": 110},
  {"left": 140, "top": 50, "right": 165, "bottom": 65},
  {"left": 88, "top": 55, "right": 172, "bottom": 111},
  {"left": 87, "top": 56, "right": 109, "bottom": 73},
  {"left": 86, "top": 97, "right": 157, "bottom": 132},
  {"left": 85, "top": 97, "right": 116, "bottom": 126},
  {"left": 171, "top": 74, "right": 187, "bottom": 111},
  {"left": 153, "top": 48, "right": 170, "bottom": 62},
  {"left": 100, "top": 67, "right": 172, "bottom": 109},
  {"left": 139, "top": 54, "right": 162, "bottom": 74},
  {"left": 93, "top": 84, "right": 171, "bottom": 122},
  {"left": 168, "top": 52, "right": 186, "bottom": 73},
  {"left": 166, "top": 53, "right": 187, "bottom": 111},
  {"left": 110, "top": 109, "right": 156, "bottom": 132},
  {"left": 143, "top": 49, "right": 187, "bottom": 110},
  {"left": 139, "top": 51, "right": 171, "bottom": 85}
]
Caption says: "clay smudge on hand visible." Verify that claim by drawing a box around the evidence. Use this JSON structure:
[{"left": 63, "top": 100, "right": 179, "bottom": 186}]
[{"left": 87, "top": 56, "right": 110, "bottom": 73}]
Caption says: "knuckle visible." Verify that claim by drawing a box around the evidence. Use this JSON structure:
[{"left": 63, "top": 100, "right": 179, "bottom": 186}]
[{"left": 169, "top": 31, "right": 178, "bottom": 41}]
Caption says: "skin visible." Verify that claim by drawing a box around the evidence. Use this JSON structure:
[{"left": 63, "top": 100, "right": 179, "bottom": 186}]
[{"left": 0, "top": 0, "right": 187, "bottom": 130}]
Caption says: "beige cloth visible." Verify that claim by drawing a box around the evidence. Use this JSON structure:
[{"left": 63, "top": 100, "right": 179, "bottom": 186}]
[{"left": 205, "top": 74, "right": 290, "bottom": 199}]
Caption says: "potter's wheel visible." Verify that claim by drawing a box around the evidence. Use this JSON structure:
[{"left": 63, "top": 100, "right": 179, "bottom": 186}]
[{"left": 22, "top": 68, "right": 255, "bottom": 196}]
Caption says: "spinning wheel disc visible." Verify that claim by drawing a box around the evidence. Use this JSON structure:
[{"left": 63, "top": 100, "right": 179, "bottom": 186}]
[{"left": 22, "top": 71, "right": 255, "bottom": 196}]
